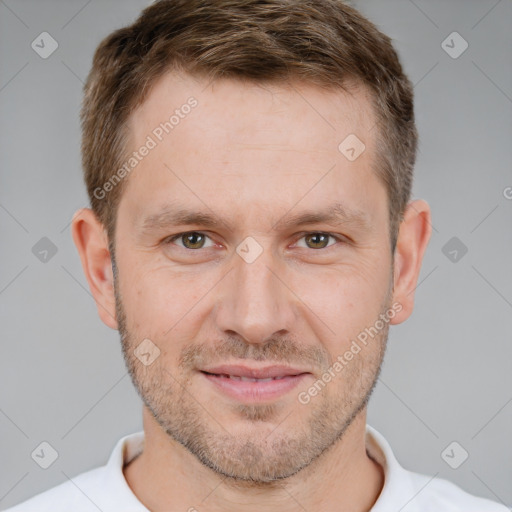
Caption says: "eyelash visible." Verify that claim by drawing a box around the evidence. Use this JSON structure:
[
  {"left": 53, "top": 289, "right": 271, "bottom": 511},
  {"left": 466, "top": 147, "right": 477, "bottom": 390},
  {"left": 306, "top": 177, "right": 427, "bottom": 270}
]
[{"left": 164, "top": 231, "right": 346, "bottom": 251}]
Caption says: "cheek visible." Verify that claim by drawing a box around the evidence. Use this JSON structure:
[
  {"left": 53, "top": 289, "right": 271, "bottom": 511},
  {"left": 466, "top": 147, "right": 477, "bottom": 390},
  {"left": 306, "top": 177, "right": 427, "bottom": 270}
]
[
  {"left": 296, "top": 268, "right": 380, "bottom": 324},
  {"left": 118, "top": 262, "right": 205, "bottom": 338},
  {"left": 291, "top": 264, "right": 390, "bottom": 366}
]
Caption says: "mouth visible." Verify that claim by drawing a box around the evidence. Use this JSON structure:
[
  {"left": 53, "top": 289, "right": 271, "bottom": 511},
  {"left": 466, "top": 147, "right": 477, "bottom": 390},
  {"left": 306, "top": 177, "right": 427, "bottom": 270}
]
[{"left": 199, "top": 364, "right": 312, "bottom": 402}]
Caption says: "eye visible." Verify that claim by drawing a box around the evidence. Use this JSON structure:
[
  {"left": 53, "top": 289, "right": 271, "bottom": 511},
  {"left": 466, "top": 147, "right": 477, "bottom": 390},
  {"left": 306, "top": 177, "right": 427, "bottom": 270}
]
[
  {"left": 294, "top": 232, "right": 343, "bottom": 250},
  {"left": 163, "top": 231, "right": 345, "bottom": 252},
  {"left": 165, "top": 231, "right": 215, "bottom": 250}
]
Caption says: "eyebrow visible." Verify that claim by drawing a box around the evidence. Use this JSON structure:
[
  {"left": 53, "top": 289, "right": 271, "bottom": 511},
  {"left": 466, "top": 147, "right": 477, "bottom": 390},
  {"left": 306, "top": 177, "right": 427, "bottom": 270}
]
[{"left": 140, "top": 202, "right": 371, "bottom": 234}]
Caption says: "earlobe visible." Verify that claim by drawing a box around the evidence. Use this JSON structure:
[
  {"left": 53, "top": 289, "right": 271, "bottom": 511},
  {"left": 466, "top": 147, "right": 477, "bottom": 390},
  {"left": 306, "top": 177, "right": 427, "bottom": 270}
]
[
  {"left": 71, "top": 208, "right": 118, "bottom": 330},
  {"left": 390, "top": 199, "right": 432, "bottom": 325}
]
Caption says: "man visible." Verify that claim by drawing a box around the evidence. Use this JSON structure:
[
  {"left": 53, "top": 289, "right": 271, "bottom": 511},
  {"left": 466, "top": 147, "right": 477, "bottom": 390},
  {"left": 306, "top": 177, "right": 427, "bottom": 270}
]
[{"left": 4, "top": 0, "right": 508, "bottom": 510}]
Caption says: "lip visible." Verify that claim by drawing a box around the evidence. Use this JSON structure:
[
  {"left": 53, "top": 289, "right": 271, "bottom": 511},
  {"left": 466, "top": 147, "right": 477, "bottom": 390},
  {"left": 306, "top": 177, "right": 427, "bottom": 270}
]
[{"left": 199, "top": 364, "right": 311, "bottom": 403}]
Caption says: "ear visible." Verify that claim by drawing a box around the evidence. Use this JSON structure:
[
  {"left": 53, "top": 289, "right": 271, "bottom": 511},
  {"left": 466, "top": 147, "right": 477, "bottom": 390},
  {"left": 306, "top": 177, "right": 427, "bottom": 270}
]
[
  {"left": 71, "top": 208, "right": 118, "bottom": 330},
  {"left": 389, "top": 199, "right": 432, "bottom": 325}
]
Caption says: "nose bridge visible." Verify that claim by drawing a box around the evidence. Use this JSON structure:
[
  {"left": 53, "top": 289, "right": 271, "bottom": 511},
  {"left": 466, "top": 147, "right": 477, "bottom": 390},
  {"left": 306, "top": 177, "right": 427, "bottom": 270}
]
[{"left": 216, "top": 237, "right": 294, "bottom": 344}]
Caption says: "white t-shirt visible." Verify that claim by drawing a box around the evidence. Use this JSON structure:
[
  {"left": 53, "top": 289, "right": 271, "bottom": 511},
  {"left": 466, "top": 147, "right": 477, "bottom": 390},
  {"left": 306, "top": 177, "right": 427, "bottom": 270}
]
[{"left": 3, "top": 425, "right": 508, "bottom": 511}]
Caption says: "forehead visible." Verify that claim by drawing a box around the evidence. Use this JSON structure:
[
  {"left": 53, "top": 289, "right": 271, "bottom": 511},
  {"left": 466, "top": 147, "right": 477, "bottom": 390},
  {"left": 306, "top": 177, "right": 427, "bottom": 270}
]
[
  {"left": 128, "top": 71, "right": 375, "bottom": 154},
  {"left": 120, "top": 71, "right": 385, "bottom": 231}
]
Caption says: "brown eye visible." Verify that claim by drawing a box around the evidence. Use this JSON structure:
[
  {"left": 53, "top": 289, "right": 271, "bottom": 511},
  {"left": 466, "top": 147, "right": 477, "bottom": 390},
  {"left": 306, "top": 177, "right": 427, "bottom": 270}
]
[
  {"left": 303, "top": 233, "right": 333, "bottom": 249},
  {"left": 182, "top": 232, "right": 205, "bottom": 249},
  {"left": 167, "top": 232, "right": 213, "bottom": 250}
]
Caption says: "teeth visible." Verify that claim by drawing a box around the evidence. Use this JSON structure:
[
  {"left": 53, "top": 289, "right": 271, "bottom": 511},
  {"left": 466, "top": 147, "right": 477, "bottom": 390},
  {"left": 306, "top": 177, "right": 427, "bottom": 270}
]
[
  {"left": 209, "top": 372, "right": 294, "bottom": 381},
  {"left": 227, "top": 375, "right": 282, "bottom": 382}
]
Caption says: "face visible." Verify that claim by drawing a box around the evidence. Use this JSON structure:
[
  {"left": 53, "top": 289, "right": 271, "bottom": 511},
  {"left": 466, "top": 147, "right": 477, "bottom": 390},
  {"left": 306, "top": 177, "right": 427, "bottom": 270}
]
[{"left": 112, "top": 72, "right": 395, "bottom": 482}]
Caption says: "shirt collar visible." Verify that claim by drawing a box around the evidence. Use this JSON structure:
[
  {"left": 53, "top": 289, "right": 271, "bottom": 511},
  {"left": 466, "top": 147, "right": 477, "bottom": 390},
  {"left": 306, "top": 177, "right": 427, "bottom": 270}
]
[
  {"left": 365, "top": 425, "right": 421, "bottom": 512},
  {"left": 99, "top": 430, "right": 147, "bottom": 510}
]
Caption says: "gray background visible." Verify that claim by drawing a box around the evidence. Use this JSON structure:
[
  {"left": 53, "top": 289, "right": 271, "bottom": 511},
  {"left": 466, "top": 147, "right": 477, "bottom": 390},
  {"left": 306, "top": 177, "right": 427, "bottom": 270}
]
[{"left": 1, "top": 0, "right": 511, "bottom": 508}]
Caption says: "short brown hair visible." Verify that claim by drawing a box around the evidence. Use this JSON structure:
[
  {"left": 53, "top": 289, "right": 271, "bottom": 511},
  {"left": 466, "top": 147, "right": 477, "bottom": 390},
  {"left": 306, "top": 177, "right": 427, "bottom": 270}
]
[{"left": 81, "top": 0, "right": 417, "bottom": 253}]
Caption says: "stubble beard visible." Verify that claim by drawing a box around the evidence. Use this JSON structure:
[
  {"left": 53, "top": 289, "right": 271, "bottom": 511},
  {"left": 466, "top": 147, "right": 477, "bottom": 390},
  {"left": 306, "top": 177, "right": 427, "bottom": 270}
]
[{"left": 113, "top": 259, "right": 391, "bottom": 485}]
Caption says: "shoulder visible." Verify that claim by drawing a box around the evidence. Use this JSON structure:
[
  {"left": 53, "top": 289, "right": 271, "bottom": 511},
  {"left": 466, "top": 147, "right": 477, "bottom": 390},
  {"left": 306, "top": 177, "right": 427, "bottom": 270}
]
[
  {"left": 1, "top": 467, "right": 106, "bottom": 512},
  {"left": 404, "top": 470, "right": 509, "bottom": 511},
  {"left": 365, "top": 425, "right": 509, "bottom": 512},
  {"left": 2, "top": 431, "right": 146, "bottom": 512}
]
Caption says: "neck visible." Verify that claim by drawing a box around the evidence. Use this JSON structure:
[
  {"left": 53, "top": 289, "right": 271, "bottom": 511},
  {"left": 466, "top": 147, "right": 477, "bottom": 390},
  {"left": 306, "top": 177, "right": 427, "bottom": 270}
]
[{"left": 124, "top": 406, "right": 384, "bottom": 512}]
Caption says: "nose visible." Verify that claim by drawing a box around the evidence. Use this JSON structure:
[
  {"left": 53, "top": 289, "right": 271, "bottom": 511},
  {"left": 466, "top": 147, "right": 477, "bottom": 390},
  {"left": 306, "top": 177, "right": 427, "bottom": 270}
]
[{"left": 214, "top": 238, "right": 297, "bottom": 345}]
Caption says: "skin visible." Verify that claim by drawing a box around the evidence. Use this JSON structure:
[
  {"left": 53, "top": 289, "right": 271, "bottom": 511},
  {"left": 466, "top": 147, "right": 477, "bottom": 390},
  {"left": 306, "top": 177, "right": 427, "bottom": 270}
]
[{"left": 72, "top": 71, "right": 431, "bottom": 511}]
